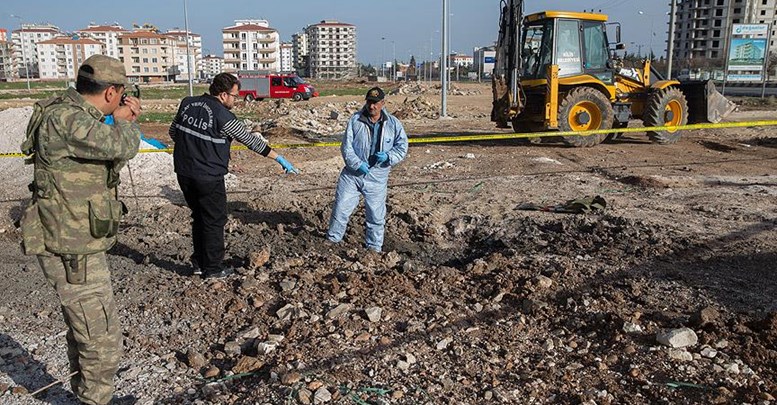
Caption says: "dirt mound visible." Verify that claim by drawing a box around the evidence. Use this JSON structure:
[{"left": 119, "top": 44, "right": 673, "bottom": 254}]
[{"left": 393, "top": 96, "right": 440, "bottom": 120}]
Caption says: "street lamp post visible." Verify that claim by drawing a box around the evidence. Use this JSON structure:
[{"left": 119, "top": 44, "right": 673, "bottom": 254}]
[
  {"left": 638, "top": 11, "right": 655, "bottom": 61},
  {"left": 381, "top": 37, "right": 386, "bottom": 78},
  {"left": 10, "top": 14, "right": 30, "bottom": 91},
  {"left": 183, "top": 0, "right": 193, "bottom": 96},
  {"left": 392, "top": 40, "right": 396, "bottom": 81},
  {"left": 441, "top": 0, "right": 449, "bottom": 118}
]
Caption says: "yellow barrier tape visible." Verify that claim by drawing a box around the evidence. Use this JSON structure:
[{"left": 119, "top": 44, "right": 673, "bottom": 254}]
[{"left": 4, "top": 120, "right": 776, "bottom": 158}]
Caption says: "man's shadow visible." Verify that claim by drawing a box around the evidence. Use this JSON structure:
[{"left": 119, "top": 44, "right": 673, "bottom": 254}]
[{"left": 0, "top": 333, "right": 77, "bottom": 403}]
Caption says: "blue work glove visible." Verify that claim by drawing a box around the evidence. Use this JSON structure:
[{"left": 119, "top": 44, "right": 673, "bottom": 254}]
[
  {"left": 356, "top": 162, "right": 370, "bottom": 176},
  {"left": 275, "top": 155, "right": 299, "bottom": 174},
  {"left": 374, "top": 151, "right": 389, "bottom": 165}
]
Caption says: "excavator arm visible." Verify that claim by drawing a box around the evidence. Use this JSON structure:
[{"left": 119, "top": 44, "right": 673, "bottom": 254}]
[{"left": 491, "top": 0, "right": 525, "bottom": 128}]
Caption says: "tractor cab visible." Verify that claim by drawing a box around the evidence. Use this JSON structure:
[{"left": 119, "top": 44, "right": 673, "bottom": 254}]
[{"left": 521, "top": 11, "right": 611, "bottom": 83}]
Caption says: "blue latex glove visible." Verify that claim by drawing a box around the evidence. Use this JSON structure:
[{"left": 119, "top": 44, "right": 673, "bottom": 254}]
[
  {"left": 356, "top": 162, "right": 370, "bottom": 176},
  {"left": 104, "top": 114, "right": 115, "bottom": 125},
  {"left": 374, "top": 151, "right": 389, "bottom": 165},
  {"left": 275, "top": 155, "right": 299, "bottom": 174}
]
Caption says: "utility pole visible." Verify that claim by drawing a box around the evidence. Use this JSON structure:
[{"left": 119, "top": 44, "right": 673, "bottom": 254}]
[
  {"left": 441, "top": 0, "right": 448, "bottom": 117},
  {"left": 667, "top": 0, "right": 677, "bottom": 78},
  {"left": 183, "top": 0, "right": 193, "bottom": 96}
]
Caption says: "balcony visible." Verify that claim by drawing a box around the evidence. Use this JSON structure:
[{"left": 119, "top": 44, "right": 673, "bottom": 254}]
[
  {"left": 257, "top": 57, "right": 276, "bottom": 63},
  {"left": 258, "top": 35, "right": 275, "bottom": 43},
  {"left": 223, "top": 37, "right": 239, "bottom": 43},
  {"left": 256, "top": 46, "right": 276, "bottom": 53}
]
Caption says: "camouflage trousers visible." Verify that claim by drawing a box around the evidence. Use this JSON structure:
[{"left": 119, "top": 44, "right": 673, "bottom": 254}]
[{"left": 38, "top": 251, "right": 122, "bottom": 405}]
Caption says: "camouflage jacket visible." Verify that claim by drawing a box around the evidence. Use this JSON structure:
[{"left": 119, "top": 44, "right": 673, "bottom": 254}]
[{"left": 19, "top": 87, "right": 141, "bottom": 255}]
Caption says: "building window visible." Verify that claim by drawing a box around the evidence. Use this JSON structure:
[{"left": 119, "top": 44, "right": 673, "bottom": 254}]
[{"left": 144, "top": 67, "right": 149, "bottom": 72}]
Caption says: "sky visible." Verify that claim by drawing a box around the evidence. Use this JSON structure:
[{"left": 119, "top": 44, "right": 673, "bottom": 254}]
[{"left": 1, "top": 0, "right": 670, "bottom": 65}]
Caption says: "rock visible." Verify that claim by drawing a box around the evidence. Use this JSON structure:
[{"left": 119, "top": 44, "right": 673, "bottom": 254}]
[
  {"left": 308, "top": 380, "right": 324, "bottom": 390},
  {"left": 668, "top": 348, "right": 693, "bottom": 361},
  {"left": 11, "top": 386, "right": 28, "bottom": 395},
  {"left": 436, "top": 337, "right": 452, "bottom": 350},
  {"left": 397, "top": 360, "right": 410, "bottom": 372},
  {"left": 656, "top": 327, "right": 698, "bottom": 348},
  {"left": 623, "top": 322, "right": 643, "bottom": 334},
  {"left": 327, "top": 303, "right": 353, "bottom": 319},
  {"left": 282, "top": 371, "right": 302, "bottom": 385},
  {"left": 365, "top": 307, "right": 382, "bottom": 322},
  {"left": 224, "top": 341, "right": 241, "bottom": 356},
  {"left": 535, "top": 275, "right": 553, "bottom": 289},
  {"left": 700, "top": 347, "right": 718, "bottom": 358},
  {"left": 232, "top": 356, "right": 263, "bottom": 373},
  {"left": 201, "top": 382, "right": 220, "bottom": 397},
  {"left": 391, "top": 390, "right": 404, "bottom": 400},
  {"left": 690, "top": 306, "right": 721, "bottom": 327},
  {"left": 248, "top": 248, "right": 271, "bottom": 270},
  {"left": 203, "top": 366, "right": 220, "bottom": 378},
  {"left": 186, "top": 349, "right": 206, "bottom": 370},
  {"left": 725, "top": 363, "right": 740, "bottom": 374},
  {"left": 255, "top": 342, "right": 276, "bottom": 355},
  {"left": 279, "top": 279, "right": 297, "bottom": 292},
  {"left": 240, "top": 326, "right": 261, "bottom": 339},
  {"left": 761, "top": 393, "right": 775, "bottom": 401},
  {"left": 298, "top": 388, "right": 313, "bottom": 404},
  {"left": 329, "top": 111, "right": 339, "bottom": 120},
  {"left": 277, "top": 303, "right": 301, "bottom": 321},
  {"left": 314, "top": 387, "right": 332, "bottom": 403}
]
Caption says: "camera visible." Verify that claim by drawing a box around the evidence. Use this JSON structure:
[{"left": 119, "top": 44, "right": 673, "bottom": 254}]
[{"left": 120, "top": 84, "right": 141, "bottom": 105}]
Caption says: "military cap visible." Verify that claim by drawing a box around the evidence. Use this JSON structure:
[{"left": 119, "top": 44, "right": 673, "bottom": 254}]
[
  {"left": 77, "top": 55, "right": 128, "bottom": 85},
  {"left": 365, "top": 87, "right": 385, "bottom": 102}
]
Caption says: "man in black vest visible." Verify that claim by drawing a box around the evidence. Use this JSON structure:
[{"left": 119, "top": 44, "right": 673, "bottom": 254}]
[{"left": 170, "top": 72, "right": 298, "bottom": 279}]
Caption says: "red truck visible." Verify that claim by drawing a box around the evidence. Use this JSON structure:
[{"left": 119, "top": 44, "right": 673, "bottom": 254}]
[{"left": 237, "top": 71, "right": 318, "bottom": 102}]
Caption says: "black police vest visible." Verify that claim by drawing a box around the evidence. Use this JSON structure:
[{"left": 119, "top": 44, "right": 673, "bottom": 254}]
[{"left": 172, "top": 94, "right": 235, "bottom": 179}]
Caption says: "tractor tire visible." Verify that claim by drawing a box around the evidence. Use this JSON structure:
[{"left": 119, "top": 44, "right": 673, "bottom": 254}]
[
  {"left": 643, "top": 87, "right": 688, "bottom": 144},
  {"left": 511, "top": 119, "right": 542, "bottom": 144},
  {"left": 244, "top": 94, "right": 254, "bottom": 102},
  {"left": 558, "top": 87, "right": 614, "bottom": 147},
  {"left": 292, "top": 93, "right": 303, "bottom": 102}
]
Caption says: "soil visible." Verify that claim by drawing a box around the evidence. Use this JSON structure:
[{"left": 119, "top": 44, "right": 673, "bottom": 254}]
[{"left": 0, "top": 82, "right": 775, "bottom": 404}]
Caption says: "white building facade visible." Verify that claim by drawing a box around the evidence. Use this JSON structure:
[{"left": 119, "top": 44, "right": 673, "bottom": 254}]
[
  {"left": 291, "top": 31, "right": 309, "bottom": 73},
  {"left": 76, "top": 24, "right": 126, "bottom": 58},
  {"left": 166, "top": 29, "right": 202, "bottom": 82},
  {"left": 36, "top": 37, "right": 103, "bottom": 80},
  {"left": 222, "top": 19, "right": 280, "bottom": 72},
  {"left": 306, "top": 20, "right": 357, "bottom": 79},
  {"left": 279, "top": 42, "right": 293, "bottom": 72},
  {"left": 200, "top": 54, "right": 223, "bottom": 80},
  {"left": 11, "top": 23, "right": 61, "bottom": 79}
]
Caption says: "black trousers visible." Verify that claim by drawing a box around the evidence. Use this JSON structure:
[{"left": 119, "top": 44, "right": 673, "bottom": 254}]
[{"left": 177, "top": 174, "right": 227, "bottom": 273}]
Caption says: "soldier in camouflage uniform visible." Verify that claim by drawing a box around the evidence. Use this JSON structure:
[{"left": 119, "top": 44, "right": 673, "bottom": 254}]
[{"left": 19, "top": 55, "right": 142, "bottom": 405}]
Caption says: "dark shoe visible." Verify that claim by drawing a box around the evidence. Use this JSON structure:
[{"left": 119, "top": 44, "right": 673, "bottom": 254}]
[
  {"left": 109, "top": 395, "right": 138, "bottom": 405},
  {"left": 191, "top": 255, "right": 202, "bottom": 276},
  {"left": 204, "top": 267, "right": 234, "bottom": 279}
]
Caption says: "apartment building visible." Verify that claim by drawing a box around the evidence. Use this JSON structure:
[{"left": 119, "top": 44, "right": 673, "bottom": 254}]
[
  {"left": 0, "top": 40, "right": 13, "bottom": 81},
  {"left": 76, "top": 24, "right": 126, "bottom": 58},
  {"left": 222, "top": 19, "right": 280, "bottom": 73},
  {"left": 279, "top": 42, "right": 293, "bottom": 72},
  {"left": 449, "top": 53, "right": 473, "bottom": 67},
  {"left": 118, "top": 30, "right": 175, "bottom": 83},
  {"left": 306, "top": 20, "right": 357, "bottom": 79},
  {"left": 166, "top": 29, "right": 202, "bottom": 82},
  {"left": 200, "top": 54, "right": 223, "bottom": 80},
  {"left": 473, "top": 46, "right": 496, "bottom": 78},
  {"left": 291, "top": 31, "right": 309, "bottom": 73},
  {"left": 11, "top": 23, "right": 61, "bottom": 79},
  {"left": 672, "top": 0, "right": 777, "bottom": 61},
  {"left": 36, "top": 37, "right": 104, "bottom": 80}
]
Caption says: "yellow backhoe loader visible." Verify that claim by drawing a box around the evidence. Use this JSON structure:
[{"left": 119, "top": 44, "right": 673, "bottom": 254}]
[{"left": 491, "top": 1, "right": 736, "bottom": 147}]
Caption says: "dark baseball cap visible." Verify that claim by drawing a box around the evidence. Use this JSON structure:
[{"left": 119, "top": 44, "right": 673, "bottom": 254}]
[
  {"left": 78, "top": 54, "right": 128, "bottom": 86},
  {"left": 365, "top": 87, "right": 385, "bottom": 102}
]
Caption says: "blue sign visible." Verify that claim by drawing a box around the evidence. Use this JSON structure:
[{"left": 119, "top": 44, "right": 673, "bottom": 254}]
[{"left": 484, "top": 56, "right": 496, "bottom": 63}]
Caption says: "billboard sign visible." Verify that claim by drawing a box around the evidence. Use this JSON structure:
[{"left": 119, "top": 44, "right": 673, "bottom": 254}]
[
  {"left": 732, "top": 24, "right": 769, "bottom": 36},
  {"left": 727, "top": 38, "right": 767, "bottom": 71}
]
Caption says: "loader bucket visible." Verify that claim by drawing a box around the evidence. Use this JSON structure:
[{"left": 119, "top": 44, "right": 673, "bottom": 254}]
[{"left": 677, "top": 80, "right": 737, "bottom": 124}]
